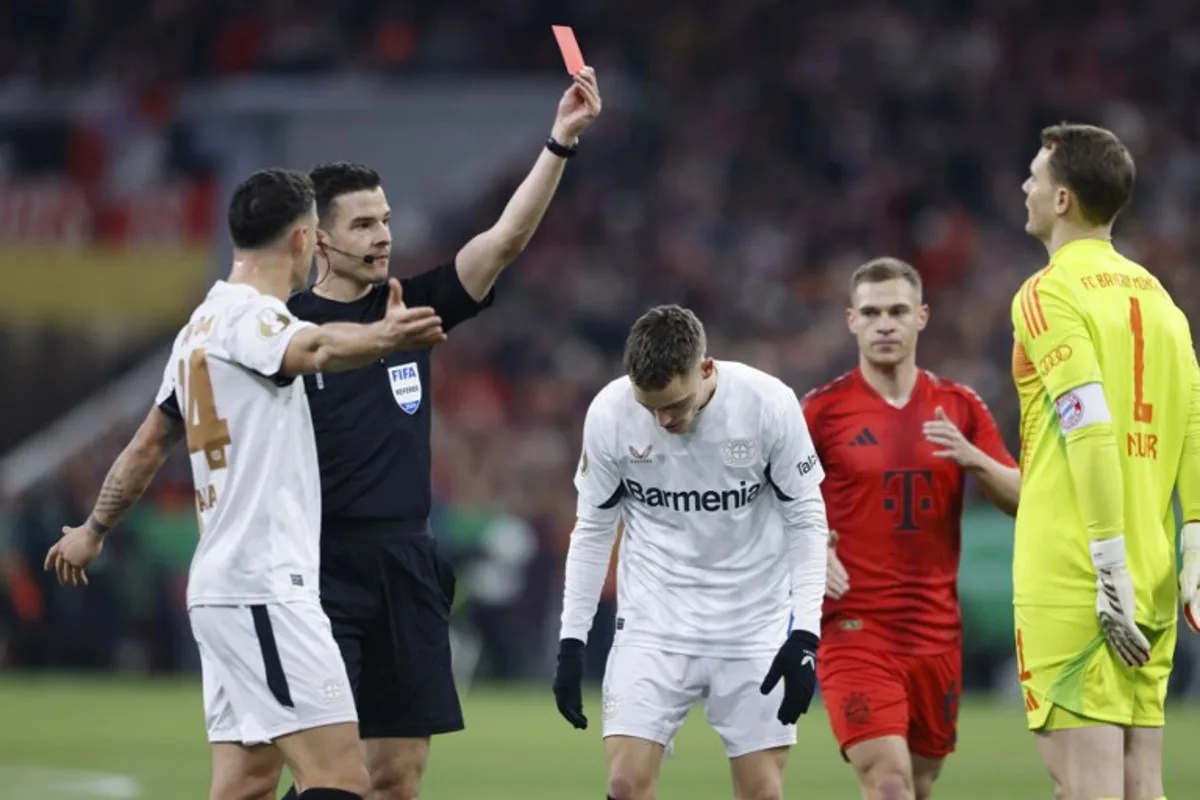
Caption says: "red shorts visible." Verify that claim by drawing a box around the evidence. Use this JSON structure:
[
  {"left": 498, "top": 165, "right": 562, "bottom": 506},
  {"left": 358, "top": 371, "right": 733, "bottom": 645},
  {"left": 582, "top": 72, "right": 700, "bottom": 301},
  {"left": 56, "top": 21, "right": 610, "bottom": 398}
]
[{"left": 817, "top": 644, "right": 961, "bottom": 760}]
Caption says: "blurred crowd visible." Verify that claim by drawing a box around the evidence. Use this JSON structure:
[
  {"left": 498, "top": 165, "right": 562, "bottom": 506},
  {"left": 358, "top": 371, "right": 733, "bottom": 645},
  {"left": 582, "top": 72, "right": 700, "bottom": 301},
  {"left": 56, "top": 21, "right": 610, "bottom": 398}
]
[{"left": 4, "top": 0, "right": 1200, "bottom": 684}]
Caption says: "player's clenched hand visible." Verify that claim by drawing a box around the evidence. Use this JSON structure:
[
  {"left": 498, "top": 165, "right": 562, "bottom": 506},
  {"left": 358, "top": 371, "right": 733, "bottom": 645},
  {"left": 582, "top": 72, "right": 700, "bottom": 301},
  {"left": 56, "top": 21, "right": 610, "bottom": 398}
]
[
  {"left": 760, "top": 630, "right": 819, "bottom": 725},
  {"left": 553, "top": 637, "right": 588, "bottom": 729},
  {"left": 1090, "top": 536, "right": 1151, "bottom": 667},
  {"left": 382, "top": 278, "right": 446, "bottom": 350},
  {"left": 552, "top": 66, "right": 602, "bottom": 142},
  {"left": 826, "top": 529, "right": 850, "bottom": 600},
  {"left": 44, "top": 524, "right": 104, "bottom": 587},
  {"left": 923, "top": 407, "right": 982, "bottom": 470}
]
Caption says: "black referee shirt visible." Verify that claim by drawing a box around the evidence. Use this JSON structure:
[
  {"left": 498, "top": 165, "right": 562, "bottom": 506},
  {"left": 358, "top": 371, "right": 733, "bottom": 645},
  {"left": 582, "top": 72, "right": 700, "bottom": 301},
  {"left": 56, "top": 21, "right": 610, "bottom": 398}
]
[{"left": 287, "top": 263, "right": 493, "bottom": 524}]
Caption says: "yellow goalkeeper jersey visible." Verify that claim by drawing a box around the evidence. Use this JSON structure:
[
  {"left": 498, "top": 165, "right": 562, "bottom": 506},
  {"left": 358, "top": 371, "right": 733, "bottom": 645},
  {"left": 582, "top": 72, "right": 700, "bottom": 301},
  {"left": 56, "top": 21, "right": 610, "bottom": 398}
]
[{"left": 1010, "top": 238, "right": 1196, "bottom": 628}]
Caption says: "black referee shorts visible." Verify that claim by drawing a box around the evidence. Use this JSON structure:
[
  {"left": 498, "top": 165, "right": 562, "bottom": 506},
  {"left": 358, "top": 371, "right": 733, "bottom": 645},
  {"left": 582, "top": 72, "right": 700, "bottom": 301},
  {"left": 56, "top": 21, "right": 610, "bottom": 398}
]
[{"left": 319, "top": 518, "right": 464, "bottom": 739}]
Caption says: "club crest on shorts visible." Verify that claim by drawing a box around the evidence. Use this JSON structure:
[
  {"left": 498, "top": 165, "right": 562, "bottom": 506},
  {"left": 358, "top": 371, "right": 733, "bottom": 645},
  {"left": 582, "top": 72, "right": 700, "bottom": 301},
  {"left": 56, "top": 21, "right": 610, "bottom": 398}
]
[
  {"left": 842, "top": 691, "right": 870, "bottom": 724},
  {"left": 602, "top": 691, "right": 619, "bottom": 721},
  {"left": 388, "top": 362, "right": 422, "bottom": 415},
  {"left": 721, "top": 438, "right": 757, "bottom": 466},
  {"left": 318, "top": 677, "right": 347, "bottom": 705}
]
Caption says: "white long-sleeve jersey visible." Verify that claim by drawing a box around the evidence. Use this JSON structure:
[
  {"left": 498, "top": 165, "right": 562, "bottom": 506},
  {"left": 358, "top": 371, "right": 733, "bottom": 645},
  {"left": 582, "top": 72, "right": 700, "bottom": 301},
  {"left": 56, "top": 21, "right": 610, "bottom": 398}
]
[{"left": 559, "top": 360, "right": 829, "bottom": 658}]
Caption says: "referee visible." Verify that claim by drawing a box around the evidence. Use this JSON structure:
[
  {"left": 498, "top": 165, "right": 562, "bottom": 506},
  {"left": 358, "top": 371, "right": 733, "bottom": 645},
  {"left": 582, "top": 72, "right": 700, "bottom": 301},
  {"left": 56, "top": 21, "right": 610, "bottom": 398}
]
[{"left": 282, "top": 68, "right": 601, "bottom": 800}]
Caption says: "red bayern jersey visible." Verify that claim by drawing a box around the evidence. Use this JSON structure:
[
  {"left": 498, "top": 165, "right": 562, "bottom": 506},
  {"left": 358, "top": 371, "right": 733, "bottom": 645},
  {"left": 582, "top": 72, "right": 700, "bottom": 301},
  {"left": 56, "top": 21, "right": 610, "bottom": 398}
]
[{"left": 802, "top": 368, "right": 1016, "bottom": 654}]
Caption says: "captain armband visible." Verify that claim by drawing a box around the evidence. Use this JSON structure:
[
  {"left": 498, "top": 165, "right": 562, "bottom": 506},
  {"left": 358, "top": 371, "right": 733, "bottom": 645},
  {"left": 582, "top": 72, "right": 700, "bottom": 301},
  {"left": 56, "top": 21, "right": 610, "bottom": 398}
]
[{"left": 1054, "top": 382, "right": 1111, "bottom": 434}]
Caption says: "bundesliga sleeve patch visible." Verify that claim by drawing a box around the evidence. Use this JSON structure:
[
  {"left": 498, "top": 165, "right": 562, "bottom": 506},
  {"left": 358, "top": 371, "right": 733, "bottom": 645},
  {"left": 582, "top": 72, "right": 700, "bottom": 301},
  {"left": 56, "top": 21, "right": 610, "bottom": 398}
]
[
  {"left": 256, "top": 306, "right": 292, "bottom": 338},
  {"left": 1054, "top": 382, "right": 1110, "bottom": 433}
]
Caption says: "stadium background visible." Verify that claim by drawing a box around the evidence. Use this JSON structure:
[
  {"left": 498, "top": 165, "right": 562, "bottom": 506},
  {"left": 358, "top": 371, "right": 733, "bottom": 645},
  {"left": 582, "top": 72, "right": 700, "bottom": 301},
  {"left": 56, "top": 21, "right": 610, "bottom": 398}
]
[{"left": 0, "top": 0, "right": 1196, "bottom": 796}]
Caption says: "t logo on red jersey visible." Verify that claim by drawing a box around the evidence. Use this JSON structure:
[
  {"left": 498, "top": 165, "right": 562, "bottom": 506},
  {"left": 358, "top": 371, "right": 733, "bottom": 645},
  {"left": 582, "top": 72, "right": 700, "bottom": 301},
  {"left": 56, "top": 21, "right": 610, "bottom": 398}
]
[{"left": 882, "top": 469, "right": 934, "bottom": 532}]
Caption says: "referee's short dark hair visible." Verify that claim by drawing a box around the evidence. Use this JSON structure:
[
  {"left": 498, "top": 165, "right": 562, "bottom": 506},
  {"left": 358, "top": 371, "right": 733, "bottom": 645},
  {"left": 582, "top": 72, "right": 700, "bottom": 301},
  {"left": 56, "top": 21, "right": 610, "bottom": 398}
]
[
  {"left": 311, "top": 161, "right": 382, "bottom": 224},
  {"left": 227, "top": 168, "right": 315, "bottom": 250},
  {"left": 623, "top": 305, "right": 708, "bottom": 391}
]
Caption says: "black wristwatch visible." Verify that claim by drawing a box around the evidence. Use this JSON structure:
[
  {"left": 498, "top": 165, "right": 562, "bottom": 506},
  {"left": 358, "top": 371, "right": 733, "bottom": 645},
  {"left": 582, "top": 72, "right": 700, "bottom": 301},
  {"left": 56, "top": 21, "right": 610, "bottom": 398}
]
[{"left": 545, "top": 136, "right": 578, "bottom": 159}]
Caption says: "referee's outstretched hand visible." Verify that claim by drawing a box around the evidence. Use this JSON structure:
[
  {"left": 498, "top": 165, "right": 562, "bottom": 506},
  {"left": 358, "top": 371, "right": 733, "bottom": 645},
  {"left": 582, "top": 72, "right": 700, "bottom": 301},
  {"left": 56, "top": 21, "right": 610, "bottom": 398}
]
[
  {"left": 553, "top": 637, "right": 588, "bottom": 729},
  {"left": 382, "top": 278, "right": 447, "bottom": 350}
]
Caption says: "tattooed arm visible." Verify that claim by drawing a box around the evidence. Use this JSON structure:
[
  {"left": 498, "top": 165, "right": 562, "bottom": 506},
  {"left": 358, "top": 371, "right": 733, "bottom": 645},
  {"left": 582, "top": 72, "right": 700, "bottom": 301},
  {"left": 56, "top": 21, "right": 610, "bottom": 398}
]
[
  {"left": 45, "top": 407, "right": 184, "bottom": 585},
  {"left": 89, "top": 407, "right": 184, "bottom": 531}
]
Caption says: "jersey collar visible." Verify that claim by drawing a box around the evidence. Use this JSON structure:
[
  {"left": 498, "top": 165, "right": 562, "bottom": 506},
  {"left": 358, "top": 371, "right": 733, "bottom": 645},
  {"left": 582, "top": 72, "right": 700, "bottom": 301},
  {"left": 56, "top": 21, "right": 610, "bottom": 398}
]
[
  {"left": 684, "top": 363, "right": 720, "bottom": 432},
  {"left": 853, "top": 366, "right": 926, "bottom": 411},
  {"left": 1050, "top": 237, "right": 1114, "bottom": 265}
]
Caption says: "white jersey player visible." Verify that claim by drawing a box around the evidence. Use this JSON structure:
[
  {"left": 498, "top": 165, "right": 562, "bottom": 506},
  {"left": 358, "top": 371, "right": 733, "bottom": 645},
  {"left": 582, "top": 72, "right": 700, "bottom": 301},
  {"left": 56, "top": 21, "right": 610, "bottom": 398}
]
[
  {"left": 156, "top": 281, "right": 324, "bottom": 610},
  {"left": 552, "top": 305, "right": 829, "bottom": 800},
  {"left": 46, "top": 168, "right": 446, "bottom": 800}
]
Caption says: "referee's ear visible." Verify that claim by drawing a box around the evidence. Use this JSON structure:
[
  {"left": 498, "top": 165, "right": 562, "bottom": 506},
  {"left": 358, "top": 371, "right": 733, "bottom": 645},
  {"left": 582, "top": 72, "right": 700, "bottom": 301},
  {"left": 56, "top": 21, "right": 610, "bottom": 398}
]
[{"left": 310, "top": 233, "right": 331, "bottom": 288}]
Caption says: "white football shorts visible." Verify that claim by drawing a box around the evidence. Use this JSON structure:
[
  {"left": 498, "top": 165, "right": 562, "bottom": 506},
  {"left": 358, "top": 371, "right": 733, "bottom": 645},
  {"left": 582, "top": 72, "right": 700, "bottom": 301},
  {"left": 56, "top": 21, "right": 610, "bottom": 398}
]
[
  {"left": 190, "top": 598, "right": 357, "bottom": 745},
  {"left": 601, "top": 644, "right": 796, "bottom": 758}
]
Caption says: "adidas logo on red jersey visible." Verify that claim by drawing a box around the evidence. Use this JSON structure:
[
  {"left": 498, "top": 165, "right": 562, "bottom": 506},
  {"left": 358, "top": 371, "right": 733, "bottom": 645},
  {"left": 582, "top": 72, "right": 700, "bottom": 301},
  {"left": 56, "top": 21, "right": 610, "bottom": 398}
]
[{"left": 848, "top": 427, "right": 878, "bottom": 447}]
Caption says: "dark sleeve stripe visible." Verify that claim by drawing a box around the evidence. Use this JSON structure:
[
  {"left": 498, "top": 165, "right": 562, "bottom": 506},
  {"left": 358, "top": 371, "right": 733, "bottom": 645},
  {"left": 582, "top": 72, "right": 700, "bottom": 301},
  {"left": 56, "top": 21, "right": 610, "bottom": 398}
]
[
  {"left": 158, "top": 392, "right": 182, "bottom": 420},
  {"left": 764, "top": 463, "right": 793, "bottom": 502},
  {"left": 598, "top": 483, "right": 625, "bottom": 509}
]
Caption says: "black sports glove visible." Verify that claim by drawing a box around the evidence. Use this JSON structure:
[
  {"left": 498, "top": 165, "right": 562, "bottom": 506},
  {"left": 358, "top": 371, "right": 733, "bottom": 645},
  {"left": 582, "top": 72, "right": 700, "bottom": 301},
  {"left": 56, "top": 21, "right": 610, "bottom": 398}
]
[
  {"left": 553, "top": 637, "right": 588, "bottom": 729},
  {"left": 759, "top": 629, "right": 819, "bottom": 725}
]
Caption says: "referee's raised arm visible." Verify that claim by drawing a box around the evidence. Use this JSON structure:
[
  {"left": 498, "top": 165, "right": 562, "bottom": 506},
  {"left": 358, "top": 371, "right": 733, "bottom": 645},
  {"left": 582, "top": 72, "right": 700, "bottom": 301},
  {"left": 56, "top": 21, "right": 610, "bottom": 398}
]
[
  {"left": 454, "top": 67, "right": 601, "bottom": 299},
  {"left": 280, "top": 67, "right": 602, "bottom": 800}
]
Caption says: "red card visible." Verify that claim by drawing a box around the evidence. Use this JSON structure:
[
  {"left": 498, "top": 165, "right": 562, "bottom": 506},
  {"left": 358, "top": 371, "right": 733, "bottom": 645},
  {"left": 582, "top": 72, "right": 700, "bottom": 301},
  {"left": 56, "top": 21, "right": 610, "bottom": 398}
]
[{"left": 552, "top": 25, "right": 585, "bottom": 75}]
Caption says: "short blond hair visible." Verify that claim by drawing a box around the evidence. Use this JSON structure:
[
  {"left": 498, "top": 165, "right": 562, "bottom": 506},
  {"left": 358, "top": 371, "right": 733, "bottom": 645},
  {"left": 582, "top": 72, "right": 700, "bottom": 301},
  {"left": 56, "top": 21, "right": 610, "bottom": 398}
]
[{"left": 849, "top": 257, "right": 922, "bottom": 301}]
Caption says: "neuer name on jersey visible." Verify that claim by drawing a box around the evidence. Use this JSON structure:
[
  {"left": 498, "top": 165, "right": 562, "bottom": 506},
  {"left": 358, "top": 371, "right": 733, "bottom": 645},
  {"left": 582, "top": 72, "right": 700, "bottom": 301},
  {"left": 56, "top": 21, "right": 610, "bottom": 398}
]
[{"left": 560, "top": 361, "right": 830, "bottom": 659}]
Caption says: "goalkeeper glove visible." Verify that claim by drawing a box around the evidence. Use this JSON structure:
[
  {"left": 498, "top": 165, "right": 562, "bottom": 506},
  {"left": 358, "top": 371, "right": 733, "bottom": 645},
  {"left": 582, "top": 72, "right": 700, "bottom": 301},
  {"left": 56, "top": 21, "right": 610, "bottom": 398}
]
[
  {"left": 1180, "top": 522, "right": 1200, "bottom": 632},
  {"left": 759, "top": 629, "right": 818, "bottom": 725},
  {"left": 1090, "top": 536, "right": 1151, "bottom": 667},
  {"left": 552, "top": 637, "right": 588, "bottom": 729}
]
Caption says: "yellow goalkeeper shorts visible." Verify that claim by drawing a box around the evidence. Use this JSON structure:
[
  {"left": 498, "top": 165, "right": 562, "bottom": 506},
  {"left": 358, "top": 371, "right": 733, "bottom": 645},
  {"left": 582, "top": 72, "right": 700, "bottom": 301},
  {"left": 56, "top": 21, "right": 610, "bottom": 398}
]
[{"left": 1013, "top": 605, "right": 1175, "bottom": 731}]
